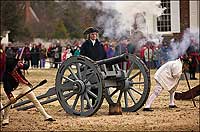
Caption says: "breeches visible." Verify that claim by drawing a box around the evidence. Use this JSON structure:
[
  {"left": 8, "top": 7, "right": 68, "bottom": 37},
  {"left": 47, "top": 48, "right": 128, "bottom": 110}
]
[{"left": 154, "top": 81, "right": 163, "bottom": 96}]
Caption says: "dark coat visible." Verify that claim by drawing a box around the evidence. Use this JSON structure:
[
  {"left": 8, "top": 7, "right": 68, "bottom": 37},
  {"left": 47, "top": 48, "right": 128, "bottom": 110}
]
[
  {"left": 80, "top": 39, "right": 107, "bottom": 61},
  {"left": 3, "top": 58, "right": 30, "bottom": 98}
]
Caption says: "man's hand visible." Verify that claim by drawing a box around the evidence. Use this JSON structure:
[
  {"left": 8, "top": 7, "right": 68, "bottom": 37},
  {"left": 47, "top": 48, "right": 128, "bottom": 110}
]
[{"left": 9, "top": 96, "right": 17, "bottom": 104}]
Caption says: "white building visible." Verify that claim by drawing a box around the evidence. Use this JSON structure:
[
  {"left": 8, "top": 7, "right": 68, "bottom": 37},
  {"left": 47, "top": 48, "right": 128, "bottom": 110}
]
[{"left": 1, "top": 31, "right": 10, "bottom": 45}]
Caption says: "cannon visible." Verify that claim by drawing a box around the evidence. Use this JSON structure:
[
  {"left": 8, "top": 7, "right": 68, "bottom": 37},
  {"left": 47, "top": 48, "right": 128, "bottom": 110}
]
[{"left": 13, "top": 53, "right": 150, "bottom": 116}]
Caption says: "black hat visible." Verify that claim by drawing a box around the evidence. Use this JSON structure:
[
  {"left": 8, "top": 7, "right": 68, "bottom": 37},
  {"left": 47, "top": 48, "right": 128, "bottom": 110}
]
[
  {"left": 83, "top": 27, "right": 99, "bottom": 35},
  {"left": 180, "top": 56, "right": 191, "bottom": 65}
]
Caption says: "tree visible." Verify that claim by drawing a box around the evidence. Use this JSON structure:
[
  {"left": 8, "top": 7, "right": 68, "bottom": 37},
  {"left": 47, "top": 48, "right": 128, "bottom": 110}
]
[
  {"left": 53, "top": 20, "right": 69, "bottom": 39},
  {"left": 0, "top": 1, "right": 31, "bottom": 41}
]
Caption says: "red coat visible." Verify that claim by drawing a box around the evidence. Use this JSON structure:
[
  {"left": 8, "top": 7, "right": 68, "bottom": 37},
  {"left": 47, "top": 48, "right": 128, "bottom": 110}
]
[{"left": 0, "top": 49, "right": 6, "bottom": 81}]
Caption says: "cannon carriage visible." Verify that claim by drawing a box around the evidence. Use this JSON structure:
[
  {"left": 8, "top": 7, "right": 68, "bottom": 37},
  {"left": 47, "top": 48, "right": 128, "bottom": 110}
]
[{"left": 14, "top": 53, "right": 151, "bottom": 116}]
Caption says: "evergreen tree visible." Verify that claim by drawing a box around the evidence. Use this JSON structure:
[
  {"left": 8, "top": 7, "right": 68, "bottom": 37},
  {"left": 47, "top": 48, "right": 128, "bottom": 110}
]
[{"left": 53, "top": 20, "right": 69, "bottom": 39}]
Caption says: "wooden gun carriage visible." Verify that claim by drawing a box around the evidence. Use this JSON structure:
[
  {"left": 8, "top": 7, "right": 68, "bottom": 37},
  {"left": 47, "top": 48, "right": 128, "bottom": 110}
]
[{"left": 13, "top": 53, "right": 151, "bottom": 116}]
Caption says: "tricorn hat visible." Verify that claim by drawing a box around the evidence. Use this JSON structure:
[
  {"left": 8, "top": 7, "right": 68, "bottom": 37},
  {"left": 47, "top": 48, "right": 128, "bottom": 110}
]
[
  {"left": 180, "top": 55, "right": 191, "bottom": 65},
  {"left": 83, "top": 27, "right": 99, "bottom": 35}
]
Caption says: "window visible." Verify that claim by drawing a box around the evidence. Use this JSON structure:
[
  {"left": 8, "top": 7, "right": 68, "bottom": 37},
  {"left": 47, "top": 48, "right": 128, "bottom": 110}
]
[{"left": 157, "top": 0, "right": 171, "bottom": 32}]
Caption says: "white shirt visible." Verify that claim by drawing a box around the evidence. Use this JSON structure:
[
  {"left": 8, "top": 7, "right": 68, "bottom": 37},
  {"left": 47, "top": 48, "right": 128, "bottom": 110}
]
[
  {"left": 90, "top": 39, "right": 96, "bottom": 46},
  {"left": 154, "top": 59, "right": 183, "bottom": 91}
]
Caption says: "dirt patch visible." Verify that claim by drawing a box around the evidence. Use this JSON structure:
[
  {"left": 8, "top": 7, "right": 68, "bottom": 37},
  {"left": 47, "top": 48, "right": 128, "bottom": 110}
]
[{"left": 1, "top": 69, "right": 199, "bottom": 131}]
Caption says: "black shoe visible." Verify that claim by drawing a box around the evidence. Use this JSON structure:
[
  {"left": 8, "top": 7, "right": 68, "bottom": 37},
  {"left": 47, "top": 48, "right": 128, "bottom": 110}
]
[
  {"left": 44, "top": 118, "right": 56, "bottom": 121},
  {"left": 2, "top": 123, "right": 9, "bottom": 126},
  {"left": 143, "top": 108, "right": 154, "bottom": 111},
  {"left": 169, "top": 105, "right": 178, "bottom": 108},
  {"left": 191, "top": 78, "right": 198, "bottom": 80}
]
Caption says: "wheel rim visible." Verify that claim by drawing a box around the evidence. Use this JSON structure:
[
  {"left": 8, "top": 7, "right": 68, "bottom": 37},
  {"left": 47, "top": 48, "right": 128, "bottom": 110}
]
[
  {"left": 55, "top": 56, "right": 104, "bottom": 116},
  {"left": 105, "top": 54, "right": 150, "bottom": 112}
]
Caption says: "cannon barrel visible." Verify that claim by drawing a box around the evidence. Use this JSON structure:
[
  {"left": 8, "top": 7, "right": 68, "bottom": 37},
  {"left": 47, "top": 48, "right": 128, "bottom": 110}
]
[{"left": 96, "top": 53, "right": 129, "bottom": 65}]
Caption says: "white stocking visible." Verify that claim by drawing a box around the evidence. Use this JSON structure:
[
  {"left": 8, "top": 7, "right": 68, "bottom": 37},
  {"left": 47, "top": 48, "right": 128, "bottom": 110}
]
[
  {"left": 169, "top": 91, "right": 175, "bottom": 106},
  {"left": 25, "top": 91, "right": 52, "bottom": 120},
  {"left": 145, "top": 82, "right": 163, "bottom": 108},
  {"left": 0, "top": 103, "right": 4, "bottom": 118},
  {"left": 2, "top": 102, "right": 10, "bottom": 124}
]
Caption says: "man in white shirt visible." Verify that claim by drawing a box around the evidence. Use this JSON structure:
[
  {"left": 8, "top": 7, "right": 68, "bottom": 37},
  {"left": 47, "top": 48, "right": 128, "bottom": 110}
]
[{"left": 143, "top": 58, "right": 190, "bottom": 111}]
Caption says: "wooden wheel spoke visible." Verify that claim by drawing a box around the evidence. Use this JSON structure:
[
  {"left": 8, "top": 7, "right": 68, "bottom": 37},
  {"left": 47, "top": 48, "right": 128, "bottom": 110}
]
[
  {"left": 87, "top": 90, "right": 97, "bottom": 99},
  {"left": 127, "top": 89, "right": 136, "bottom": 104},
  {"left": 130, "top": 87, "right": 142, "bottom": 95},
  {"left": 72, "top": 94, "right": 79, "bottom": 109},
  {"left": 124, "top": 91, "right": 128, "bottom": 108},
  {"left": 76, "top": 63, "right": 82, "bottom": 80},
  {"left": 110, "top": 89, "right": 119, "bottom": 97},
  {"left": 85, "top": 72, "right": 95, "bottom": 83},
  {"left": 68, "top": 66, "right": 79, "bottom": 80},
  {"left": 127, "top": 63, "right": 135, "bottom": 77},
  {"left": 84, "top": 93, "right": 92, "bottom": 109},
  {"left": 85, "top": 84, "right": 98, "bottom": 89},
  {"left": 129, "top": 71, "right": 141, "bottom": 80},
  {"left": 130, "top": 82, "right": 144, "bottom": 85},
  {"left": 62, "top": 75, "right": 75, "bottom": 83},
  {"left": 117, "top": 91, "right": 123, "bottom": 103},
  {"left": 81, "top": 65, "right": 88, "bottom": 79},
  {"left": 65, "top": 92, "right": 76, "bottom": 101},
  {"left": 81, "top": 95, "right": 84, "bottom": 112}
]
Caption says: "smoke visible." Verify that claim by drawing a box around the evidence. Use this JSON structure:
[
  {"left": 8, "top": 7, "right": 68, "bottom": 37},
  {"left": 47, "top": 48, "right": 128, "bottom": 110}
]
[
  {"left": 84, "top": 1, "right": 166, "bottom": 39},
  {"left": 168, "top": 28, "right": 199, "bottom": 60}
]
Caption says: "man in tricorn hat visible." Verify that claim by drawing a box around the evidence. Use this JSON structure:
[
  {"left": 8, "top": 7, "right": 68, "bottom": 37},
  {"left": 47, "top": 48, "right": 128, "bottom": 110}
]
[
  {"left": 80, "top": 27, "right": 107, "bottom": 107},
  {"left": 81, "top": 27, "right": 107, "bottom": 61}
]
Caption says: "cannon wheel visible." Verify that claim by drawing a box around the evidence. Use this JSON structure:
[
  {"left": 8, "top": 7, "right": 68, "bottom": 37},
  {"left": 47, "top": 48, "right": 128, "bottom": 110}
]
[
  {"left": 105, "top": 54, "right": 150, "bottom": 112},
  {"left": 55, "top": 56, "right": 104, "bottom": 116}
]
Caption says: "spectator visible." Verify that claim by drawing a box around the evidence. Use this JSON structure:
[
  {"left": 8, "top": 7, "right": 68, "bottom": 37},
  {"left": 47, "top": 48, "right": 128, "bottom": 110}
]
[
  {"left": 47, "top": 44, "right": 55, "bottom": 68},
  {"left": 39, "top": 44, "right": 47, "bottom": 69},
  {"left": 127, "top": 40, "right": 136, "bottom": 54},
  {"left": 23, "top": 43, "right": 31, "bottom": 67},
  {"left": 140, "top": 45, "right": 147, "bottom": 63},
  {"left": 30, "top": 43, "right": 40, "bottom": 68},
  {"left": 153, "top": 46, "right": 161, "bottom": 69},
  {"left": 107, "top": 44, "right": 115, "bottom": 58},
  {"left": 54, "top": 43, "right": 62, "bottom": 68},
  {"left": 144, "top": 42, "right": 153, "bottom": 68},
  {"left": 5, "top": 43, "right": 15, "bottom": 59},
  {"left": 74, "top": 46, "right": 80, "bottom": 57},
  {"left": 114, "top": 37, "right": 128, "bottom": 56},
  {"left": 160, "top": 44, "right": 170, "bottom": 65},
  {"left": 186, "top": 41, "right": 198, "bottom": 80},
  {"left": 62, "top": 44, "right": 72, "bottom": 62}
]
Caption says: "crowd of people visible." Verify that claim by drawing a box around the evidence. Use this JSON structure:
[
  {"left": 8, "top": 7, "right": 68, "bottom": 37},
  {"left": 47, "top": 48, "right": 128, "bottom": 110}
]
[{"left": 1, "top": 33, "right": 199, "bottom": 76}]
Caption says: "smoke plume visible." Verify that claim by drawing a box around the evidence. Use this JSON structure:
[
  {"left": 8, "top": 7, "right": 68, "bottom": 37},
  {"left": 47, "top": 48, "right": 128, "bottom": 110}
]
[
  {"left": 168, "top": 28, "right": 199, "bottom": 60},
  {"left": 84, "top": 1, "right": 165, "bottom": 39}
]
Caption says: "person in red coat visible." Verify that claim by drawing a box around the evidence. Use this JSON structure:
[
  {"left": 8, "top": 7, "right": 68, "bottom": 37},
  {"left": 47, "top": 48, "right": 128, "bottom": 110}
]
[
  {"left": 0, "top": 43, "right": 6, "bottom": 82},
  {"left": 1, "top": 54, "right": 55, "bottom": 126}
]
